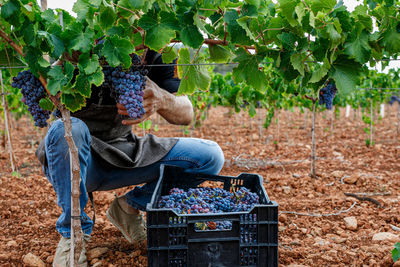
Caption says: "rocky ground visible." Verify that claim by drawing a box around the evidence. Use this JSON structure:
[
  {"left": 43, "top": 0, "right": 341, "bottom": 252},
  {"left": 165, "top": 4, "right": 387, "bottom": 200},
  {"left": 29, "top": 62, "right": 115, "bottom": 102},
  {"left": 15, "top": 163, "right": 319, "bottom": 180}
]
[{"left": 0, "top": 106, "right": 399, "bottom": 266}]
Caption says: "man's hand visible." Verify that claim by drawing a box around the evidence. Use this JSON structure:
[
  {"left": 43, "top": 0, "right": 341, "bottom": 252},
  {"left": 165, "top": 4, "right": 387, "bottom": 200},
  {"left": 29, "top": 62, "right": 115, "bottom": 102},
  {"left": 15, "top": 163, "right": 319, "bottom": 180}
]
[
  {"left": 117, "top": 76, "right": 193, "bottom": 126},
  {"left": 117, "top": 77, "right": 164, "bottom": 125}
]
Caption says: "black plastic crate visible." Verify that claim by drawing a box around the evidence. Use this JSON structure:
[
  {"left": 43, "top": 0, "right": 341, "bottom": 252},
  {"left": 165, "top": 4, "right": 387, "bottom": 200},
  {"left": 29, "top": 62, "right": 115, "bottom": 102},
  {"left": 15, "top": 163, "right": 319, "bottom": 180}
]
[{"left": 146, "top": 165, "right": 278, "bottom": 267}]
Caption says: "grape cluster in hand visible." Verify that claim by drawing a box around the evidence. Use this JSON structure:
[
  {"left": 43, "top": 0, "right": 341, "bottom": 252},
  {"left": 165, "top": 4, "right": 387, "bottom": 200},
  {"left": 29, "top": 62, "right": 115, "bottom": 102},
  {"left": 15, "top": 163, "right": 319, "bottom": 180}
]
[
  {"left": 319, "top": 83, "right": 337, "bottom": 110},
  {"left": 103, "top": 59, "right": 147, "bottom": 119},
  {"left": 11, "top": 70, "right": 51, "bottom": 127}
]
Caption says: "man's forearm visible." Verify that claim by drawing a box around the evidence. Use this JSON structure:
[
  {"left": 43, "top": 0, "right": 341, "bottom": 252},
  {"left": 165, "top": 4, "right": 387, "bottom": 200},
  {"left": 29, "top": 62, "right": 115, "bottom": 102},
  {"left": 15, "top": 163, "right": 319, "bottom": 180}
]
[{"left": 157, "top": 89, "right": 193, "bottom": 125}]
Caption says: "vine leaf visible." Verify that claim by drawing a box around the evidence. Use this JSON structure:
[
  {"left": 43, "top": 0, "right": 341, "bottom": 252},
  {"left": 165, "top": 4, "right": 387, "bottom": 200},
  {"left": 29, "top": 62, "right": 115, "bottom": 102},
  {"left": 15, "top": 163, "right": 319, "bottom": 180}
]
[
  {"left": 47, "top": 63, "right": 75, "bottom": 95},
  {"left": 1, "top": 0, "right": 19, "bottom": 19},
  {"left": 309, "top": 61, "right": 330, "bottom": 83},
  {"left": 380, "top": 25, "right": 400, "bottom": 54},
  {"left": 179, "top": 11, "right": 204, "bottom": 49},
  {"left": 39, "top": 98, "right": 55, "bottom": 111},
  {"left": 344, "top": 30, "right": 371, "bottom": 64},
  {"left": 62, "top": 23, "right": 94, "bottom": 54},
  {"left": 290, "top": 53, "right": 306, "bottom": 76},
  {"left": 392, "top": 243, "right": 400, "bottom": 263},
  {"left": 73, "top": 72, "right": 91, "bottom": 98},
  {"left": 138, "top": 11, "right": 179, "bottom": 51},
  {"left": 61, "top": 92, "right": 86, "bottom": 112},
  {"left": 277, "top": 0, "right": 299, "bottom": 27},
  {"left": 161, "top": 48, "right": 177, "bottom": 64},
  {"left": 330, "top": 56, "right": 361, "bottom": 96},
  {"left": 224, "top": 10, "right": 252, "bottom": 45},
  {"left": 232, "top": 48, "right": 267, "bottom": 91},
  {"left": 310, "top": 0, "right": 336, "bottom": 13},
  {"left": 99, "top": 6, "right": 116, "bottom": 31},
  {"left": 79, "top": 53, "right": 100, "bottom": 75},
  {"left": 177, "top": 48, "right": 211, "bottom": 94},
  {"left": 102, "top": 36, "right": 134, "bottom": 68},
  {"left": 209, "top": 44, "right": 233, "bottom": 63}
]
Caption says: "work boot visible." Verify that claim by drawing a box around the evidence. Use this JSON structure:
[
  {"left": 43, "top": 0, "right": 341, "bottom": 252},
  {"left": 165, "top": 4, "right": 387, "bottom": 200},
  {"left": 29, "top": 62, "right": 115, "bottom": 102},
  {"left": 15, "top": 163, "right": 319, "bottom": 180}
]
[
  {"left": 106, "top": 197, "right": 147, "bottom": 243},
  {"left": 53, "top": 235, "right": 90, "bottom": 267}
]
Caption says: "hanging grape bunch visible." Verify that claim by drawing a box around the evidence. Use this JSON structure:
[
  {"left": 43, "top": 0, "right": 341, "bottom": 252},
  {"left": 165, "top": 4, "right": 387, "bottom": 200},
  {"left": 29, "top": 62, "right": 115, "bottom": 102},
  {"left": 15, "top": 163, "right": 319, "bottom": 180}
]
[
  {"left": 102, "top": 54, "right": 148, "bottom": 120},
  {"left": 318, "top": 83, "right": 337, "bottom": 110},
  {"left": 11, "top": 70, "right": 51, "bottom": 127}
]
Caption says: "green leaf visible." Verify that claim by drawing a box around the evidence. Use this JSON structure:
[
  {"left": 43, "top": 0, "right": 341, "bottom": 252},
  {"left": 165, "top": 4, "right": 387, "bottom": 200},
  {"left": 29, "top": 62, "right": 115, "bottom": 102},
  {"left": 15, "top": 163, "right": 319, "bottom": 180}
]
[
  {"left": 325, "top": 24, "right": 342, "bottom": 45},
  {"left": 49, "top": 34, "right": 65, "bottom": 59},
  {"left": 37, "top": 57, "right": 50, "bottom": 68},
  {"left": 237, "top": 16, "right": 258, "bottom": 41},
  {"left": 180, "top": 24, "right": 204, "bottom": 48},
  {"left": 295, "top": 4, "right": 306, "bottom": 25},
  {"left": 117, "top": 0, "right": 155, "bottom": 15},
  {"left": 224, "top": 10, "right": 252, "bottom": 44},
  {"left": 22, "top": 24, "right": 36, "bottom": 46},
  {"left": 310, "top": 0, "right": 336, "bottom": 13},
  {"left": 78, "top": 53, "right": 100, "bottom": 75},
  {"left": 88, "top": 70, "right": 104, "bottom": 87},
  {"left": 277, "top": 32, "right": 297, "bottom": 50},
  {"left": 278, "top": 0, "right": 299, "bottom": 27},
  {"left": 392, "top": 243, "right": 400, "bottom": 263},
  {"left": 61, "top": 92, "right": 86, "bottom": 112},
  {"left": 309, "top": 62, "right": 329, "bottom": 83},
  {"left": 290, "top": 53, "right": 305, "bottom": 76},
  {"left": 39, "top": 98, "right": 55, "bottom": 111},
  {"left": 99, "top": 6, "right": 116, "bottom": 31},
  {"left": 344, "top": 31, "right": 371, "bottom": 64},
  {"left": 161, "top": 48, "right": 178, "bottom": 64},
  {"left": 330, "top": 56, "right": 362, "bottom": 96},
  {"left": 232, "top": 48, "right": 267, "bottom": 91},
  {"left": 380, "top": 26, "right": 400, "bottom": 54},
  {"left": 73, "top": 72, "right": 91, "bottom": 98},
  {"left": 1, "top": 0, "right": 19, "bottom": 19},
  {"left": 62, "top": 23, "right": 94, "bottom": 53},
  {"left": 47, "top": 63, "right": 75, "bottom": 95},
  {"left": 177, "top": 48, "right": 211, "bottom": 94},
  {"left": 138, "top": 11, "right": 178, "bottom": 51},
  {"left": 102, "top": 36, "right": 134, "bottom": 68},
  {"left": 72, "top": 0, "right": 101, "bottom": 23},
  {"left": 47, "top": 66, "right": 65, "bottom": 95},
  {"left": 209, "top": 44, "right": 233, "bottom": 63}
]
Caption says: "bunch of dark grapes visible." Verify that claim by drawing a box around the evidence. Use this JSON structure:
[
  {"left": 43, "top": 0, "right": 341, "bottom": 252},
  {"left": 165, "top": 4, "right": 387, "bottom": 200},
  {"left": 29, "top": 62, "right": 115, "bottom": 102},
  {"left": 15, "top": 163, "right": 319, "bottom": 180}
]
[
  {"left": 318, "top": 83, "right": 337, "bottom": 110},
  {"left": 159, "top": 187, "right": 259, "bottom": 230},
  {"left": 11, "top": 70, "right": 51, "bottom": 127},
  {"left": 102, "top": 58, "right": 148, "bottom": 119},
  {"left": 389, "top": 95, "right": 400, "bottom": 105}
]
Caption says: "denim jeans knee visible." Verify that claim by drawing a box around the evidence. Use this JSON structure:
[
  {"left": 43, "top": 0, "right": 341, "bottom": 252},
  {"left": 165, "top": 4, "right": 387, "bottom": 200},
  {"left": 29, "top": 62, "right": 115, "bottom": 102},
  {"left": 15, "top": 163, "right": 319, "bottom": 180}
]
[{"left": 46, "top": 118, "right": 91, "bottom": 149}]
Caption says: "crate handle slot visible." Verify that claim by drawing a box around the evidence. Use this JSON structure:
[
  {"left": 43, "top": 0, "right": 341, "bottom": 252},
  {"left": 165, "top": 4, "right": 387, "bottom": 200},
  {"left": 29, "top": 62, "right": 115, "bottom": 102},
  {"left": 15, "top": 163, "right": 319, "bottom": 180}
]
[{"left": 192, "top": 220, "right": 233, "bottom": 232}]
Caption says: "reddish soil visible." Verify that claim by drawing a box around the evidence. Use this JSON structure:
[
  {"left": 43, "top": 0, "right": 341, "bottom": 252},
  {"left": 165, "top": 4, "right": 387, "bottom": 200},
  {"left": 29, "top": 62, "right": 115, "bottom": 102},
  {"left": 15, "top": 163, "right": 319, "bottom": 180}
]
[{"left": 1, "top": 106, "right": 399, "bottom": 267}]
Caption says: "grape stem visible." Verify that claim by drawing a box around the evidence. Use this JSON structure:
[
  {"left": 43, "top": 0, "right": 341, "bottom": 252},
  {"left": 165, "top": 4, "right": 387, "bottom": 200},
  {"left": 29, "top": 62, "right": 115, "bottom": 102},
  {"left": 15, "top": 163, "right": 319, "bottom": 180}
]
[{"left": 0, "top": 28, "right": 24, "bottom": 57}]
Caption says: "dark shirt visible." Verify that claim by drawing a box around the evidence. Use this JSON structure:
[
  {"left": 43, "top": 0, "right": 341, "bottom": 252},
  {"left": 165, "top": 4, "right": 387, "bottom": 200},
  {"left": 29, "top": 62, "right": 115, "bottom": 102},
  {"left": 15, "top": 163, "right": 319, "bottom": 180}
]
[{"left": 37, "top": 51, "right": 180, "bottom": 169}]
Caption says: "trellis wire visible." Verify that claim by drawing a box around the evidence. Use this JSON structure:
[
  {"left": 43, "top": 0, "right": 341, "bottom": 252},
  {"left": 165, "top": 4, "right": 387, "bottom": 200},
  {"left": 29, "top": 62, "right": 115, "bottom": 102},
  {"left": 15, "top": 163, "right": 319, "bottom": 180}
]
[{"left": 1, "top": 57, "right": 400, "bottom": 69}]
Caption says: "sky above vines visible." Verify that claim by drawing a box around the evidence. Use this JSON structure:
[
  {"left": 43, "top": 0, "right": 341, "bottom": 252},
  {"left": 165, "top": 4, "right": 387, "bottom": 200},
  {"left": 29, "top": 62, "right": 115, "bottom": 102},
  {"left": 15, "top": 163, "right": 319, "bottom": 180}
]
[{"left": 42, "top": 0, "right": 399, "bottom": 72}]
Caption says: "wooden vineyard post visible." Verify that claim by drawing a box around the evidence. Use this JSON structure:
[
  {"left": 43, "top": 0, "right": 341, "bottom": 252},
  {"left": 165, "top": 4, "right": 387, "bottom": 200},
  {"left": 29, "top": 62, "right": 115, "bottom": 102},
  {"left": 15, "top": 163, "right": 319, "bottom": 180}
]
[
  {"left": 370, "top": 101, "right": 373, "bottom": 146},
  {"left": 59, "top": 107, "right": 83, "bottom": 267},
  {"left": 310, "top": 98, "right": 317, "bottom": 178},
  {"left": 0, "top": 70, "right": 16, "bottom": 173}
]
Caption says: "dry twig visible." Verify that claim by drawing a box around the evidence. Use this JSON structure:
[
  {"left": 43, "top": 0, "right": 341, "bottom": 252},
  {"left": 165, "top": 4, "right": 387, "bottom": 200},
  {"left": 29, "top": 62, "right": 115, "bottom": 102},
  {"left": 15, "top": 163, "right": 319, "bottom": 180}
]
[{"left": 280, "top": 201, "right": 357, "bottom": 217}]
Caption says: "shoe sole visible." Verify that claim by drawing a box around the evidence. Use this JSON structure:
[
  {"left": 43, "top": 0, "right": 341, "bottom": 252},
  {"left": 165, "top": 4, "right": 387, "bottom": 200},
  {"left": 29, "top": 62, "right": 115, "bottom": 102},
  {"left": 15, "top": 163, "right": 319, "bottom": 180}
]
[{"left": 106, "top": 209, "right": 135, "bottom": 243}]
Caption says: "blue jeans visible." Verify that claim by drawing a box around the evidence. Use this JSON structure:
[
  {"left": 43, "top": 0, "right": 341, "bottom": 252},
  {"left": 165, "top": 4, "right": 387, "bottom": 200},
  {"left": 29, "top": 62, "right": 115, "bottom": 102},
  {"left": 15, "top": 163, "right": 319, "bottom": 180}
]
[{"left": 44, "top": 118, "right": 224, "bottom": 238}]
